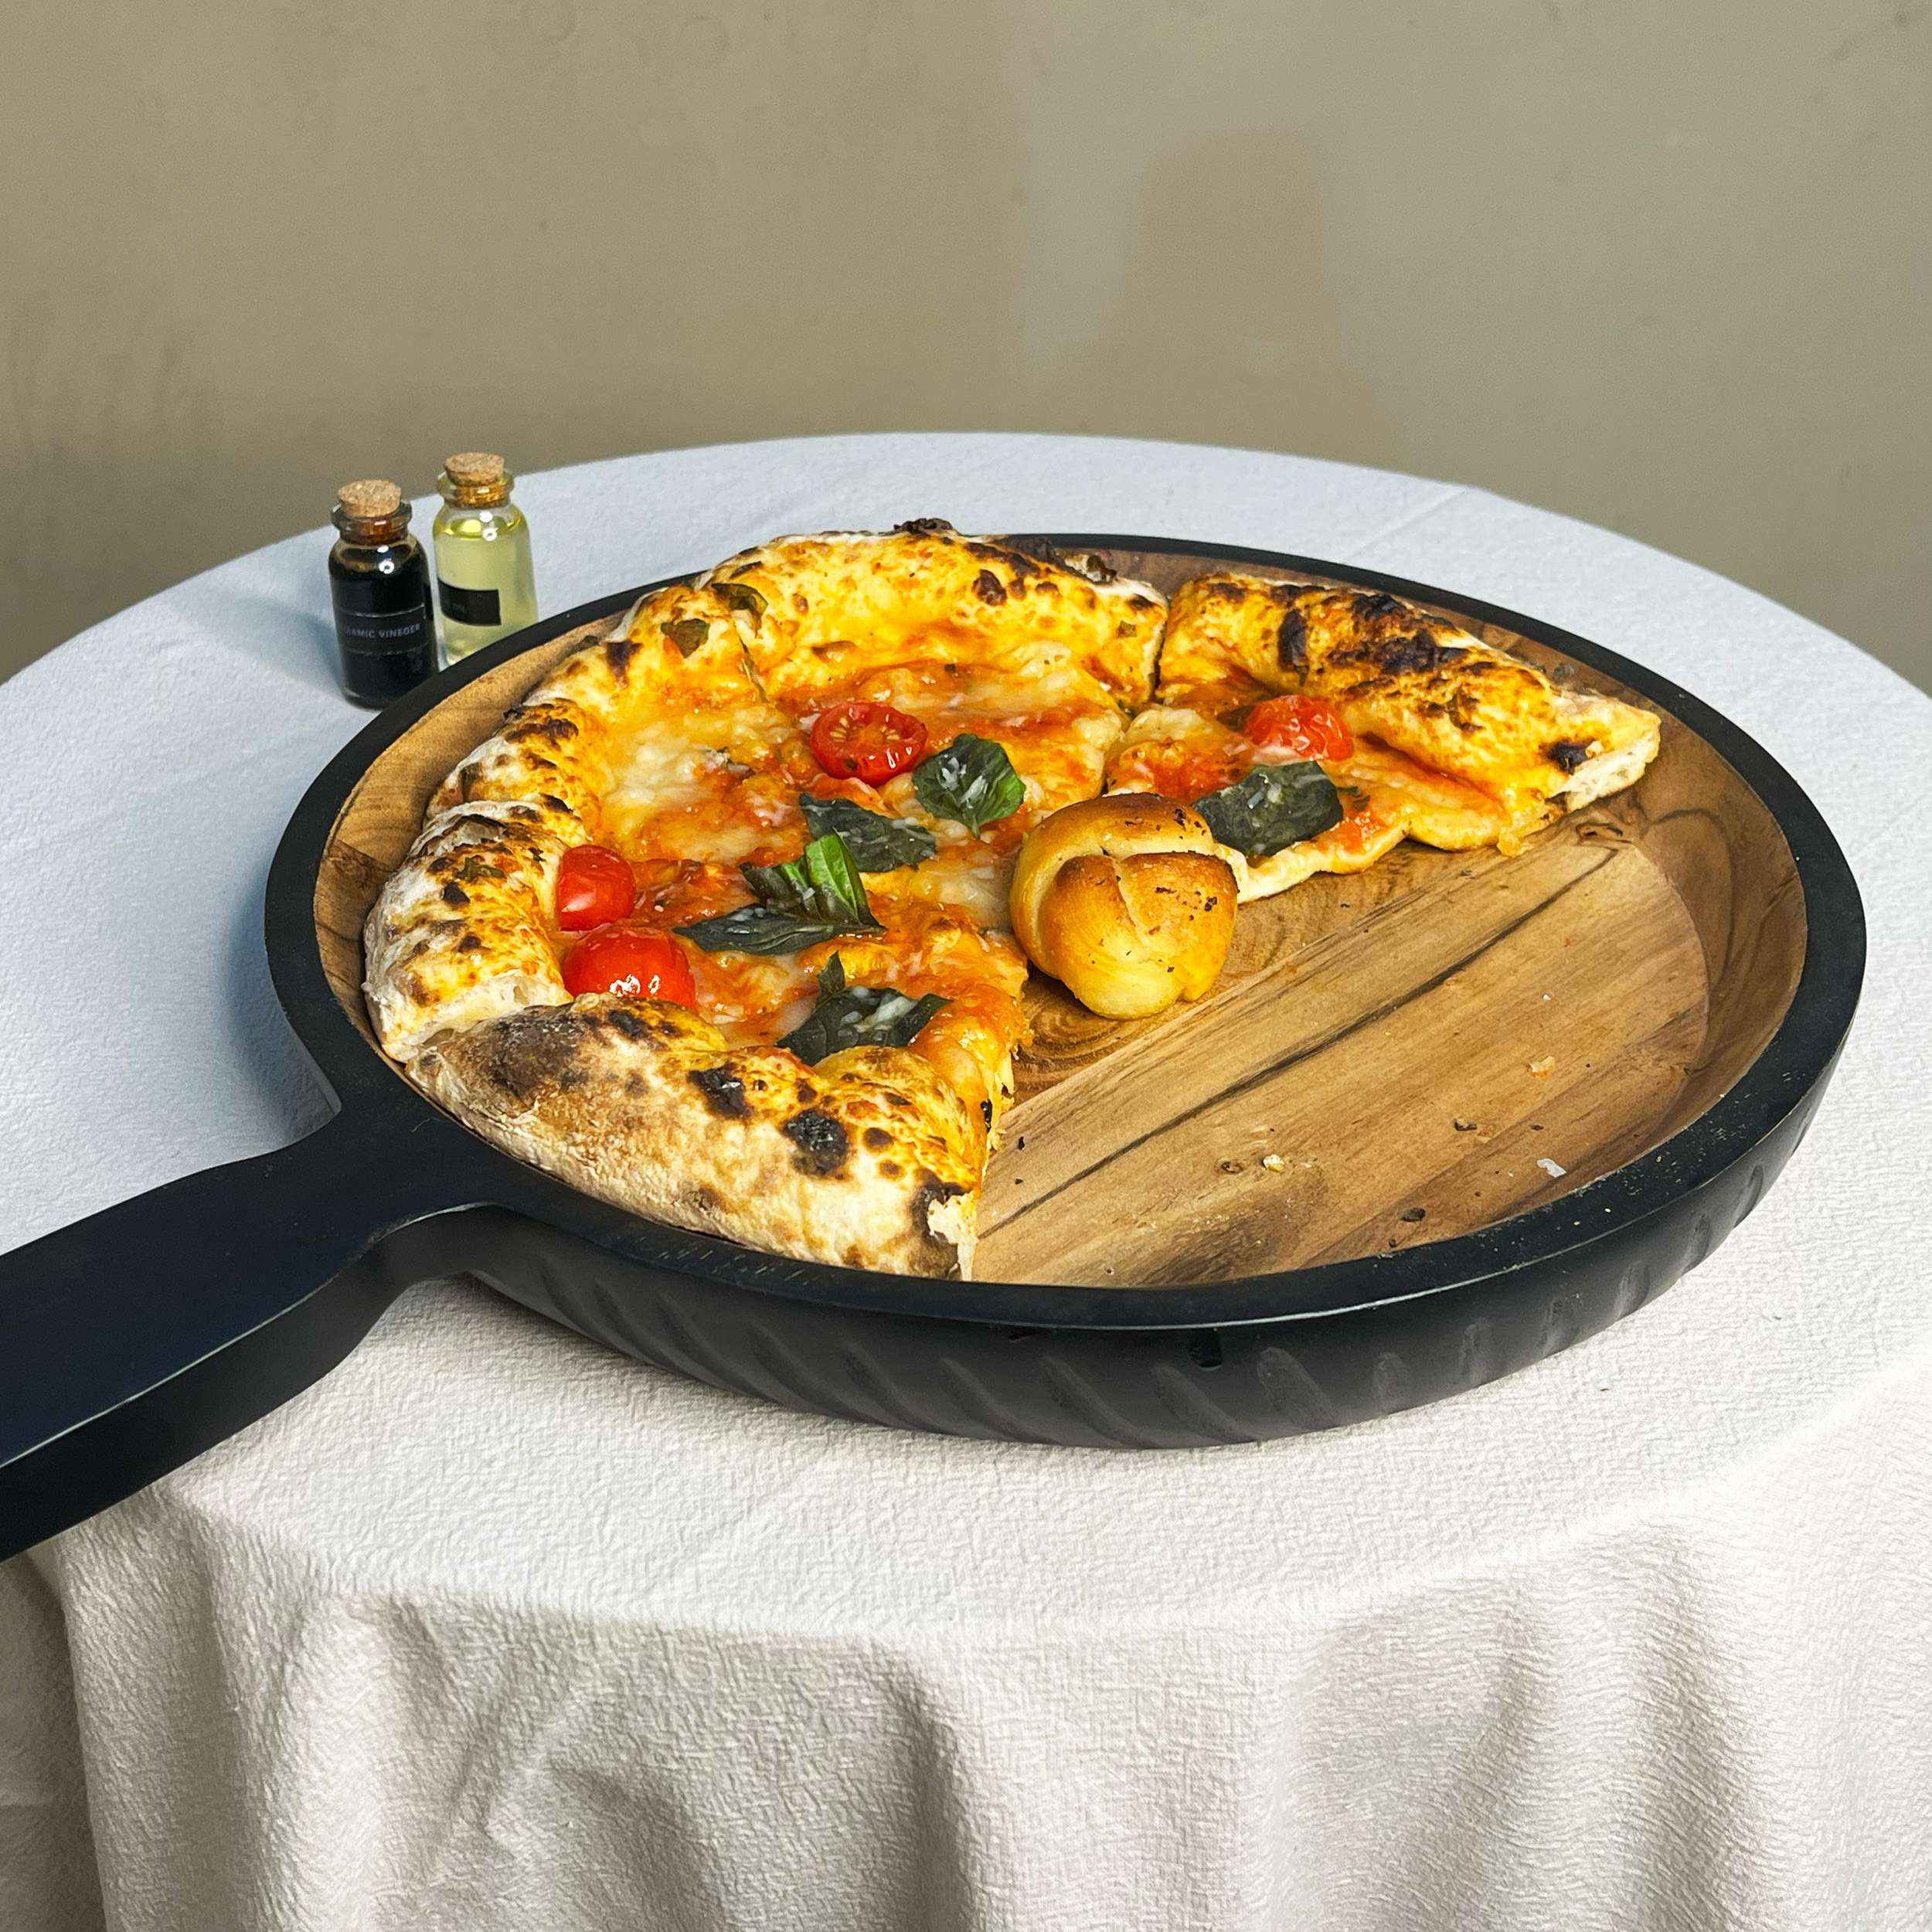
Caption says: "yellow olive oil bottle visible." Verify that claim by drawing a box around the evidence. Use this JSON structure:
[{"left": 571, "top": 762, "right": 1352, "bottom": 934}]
[{"left": 432, "top": 451, "right": 538, "bottom": 662}]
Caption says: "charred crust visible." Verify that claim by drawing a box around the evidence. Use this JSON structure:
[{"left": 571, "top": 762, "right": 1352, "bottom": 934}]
[
  {"left": 896, "top": 516, "right": 955, "bottom": 536},
  {"left": 911, "top": 1172, "right": 968, "bottom": 1226},
  {"left": 879, "top": 1160, "right": 901, "bottom": 1179},
  {"left": 504, "top": 712, "right": 578, "bottom": 747},
  {"left": 440, "top": 883, "right": 471, "bottom": 907},
  {"left": 457, "top": 933, "right": 482, "bottom": 953},
  {"left": 688, "top": 1065, "right": 750, "bottom": 1118},
  {"left": 972, "top": 568, "right": 1007, "bottom": 605},
  {"left": 1277, "top": 605, "right": 1309, "bottom": 672},
  {"left": 782, "top": 1109, "right": 850, "bottom": 1175},
  {"left": 1547, "top": 739, "right": 1593, "bottom": 773},
  {"left": 474, "top": 1008, "right": 586, "bottom": 1103},
  {"left": 979, "top": 1099, "right": 993, "bottom": 1127},
  {"left": 862, "top": 1126, "right": 893, "bottom": 1151},
  {"left": 604, "top": 631, "right": 642, "bottom": 675},
  {"left": 604, "top": 1005, "right": 654, "bottom": 1042},
  {"left": 1350, "top": 631, "right": 1465, "bottom": 678}
]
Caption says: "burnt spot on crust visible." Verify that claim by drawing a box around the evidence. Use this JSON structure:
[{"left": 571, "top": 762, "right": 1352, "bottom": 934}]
[
  {"left": 782, "top": 1109, "right": 850, "bottom": 1175},
  {"left": 1066, "top": 550, "right": 1117, "bottom": 584},
  {"left": 604, "top": 631, "right": 643, "bottom": 676},
  {"left": 879, "top": 1160, "right": 901, "bottom": 1179},
  {"left": 862, "top": 1126, "right": 893, "bottom": 1151},
  {"left": 662, "top": 617, "right": 710, "bottom": 657},
  {"left": 1277, "top": 604, "right": 1309, "bottom": 672},
  {"left": 911, "top": 1172, "right": 968, "bottom": 1230},
  {"left": 1128, "top": 593, "right": 1155, "bottom": 611},
  {"left": 457, "top": 933, "right": 482, "bottom": 953},
  {"left": 474, "top": 1008, "right": 587, "bottom": 1103},
  {"left": 973, "top": 569, "right": 1007, "bottom": 605},
  {"left": 1547, "top": 739, "right": 1594, "bottom": 773},
  {"left": 440, "top": 883, "right": 471, "bottom": 908},
  {"left": 688, "top": 1065, "right": 750, "bottom": 1118},
  {"left": 896, "top": 516, "right": 955, "bottom": 536},
  {"left": 1349, "top": 630, "right": 1466, "bottom": 678},
  {"left": 690, "top": 1184, "right": 722, "bottom": 1215},
  {"left": 502, "top": 708, "right": 579, "bottom": 748},
  {"left": 601, "top": 1005, "right": 679, "bottom": 1044},
  {"left": 980, "top": 1099, "right": 994, "bottom": 1128}
]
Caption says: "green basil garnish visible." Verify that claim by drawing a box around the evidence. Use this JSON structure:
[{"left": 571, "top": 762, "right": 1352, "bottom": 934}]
[
  {"left": 778, "top": 955, "right": 947, "bottom": 1065},
  {"left": 1196, "top": 761, "right": 1344, "bottom": 859},
  {"left": 675, "top": 833, "right": 882, "bottom": 955},
  {"left": 911, "top": 733, "right": 1026, "bottom": 834},
  {"left": 714, "top": 580, "right": 767, "bottom": 618},
  {"left": 798, "top": 794, "right": 936, "bottom": 872},
  {"left": 660, "top": 617, "right": 710, "bottom": 657}
]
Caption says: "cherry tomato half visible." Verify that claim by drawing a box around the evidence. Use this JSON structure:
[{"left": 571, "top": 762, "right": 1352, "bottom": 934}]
[
  {"left": 556, "top": 845, "right": 638, "bottom": 931},
  {"left": 563, "top": 927, "right": 696, "bottom": 1005},
  {"left": 1243, "top": 695, "right": 1355, "bottom": 762},
  {"left": 810, "top": 700, "right": 929, "bottom": 784}
]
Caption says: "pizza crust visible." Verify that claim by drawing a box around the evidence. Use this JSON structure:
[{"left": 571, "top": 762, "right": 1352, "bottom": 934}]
[{"left": 413, "top": 996, "right": 981, "bottom": 1277}]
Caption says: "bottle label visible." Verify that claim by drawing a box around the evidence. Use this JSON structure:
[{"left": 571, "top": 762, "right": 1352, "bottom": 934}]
[
  {"left": 336, "top": 607, "right": 434, "bottom": 650},
  {"left": 440, "top": 578, "right": 502, "bottom": 628}
]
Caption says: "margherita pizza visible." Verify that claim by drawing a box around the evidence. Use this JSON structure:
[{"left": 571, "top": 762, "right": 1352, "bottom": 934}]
[{"left": 365, "top": 523, "right": 1660, "bottom": 1278}]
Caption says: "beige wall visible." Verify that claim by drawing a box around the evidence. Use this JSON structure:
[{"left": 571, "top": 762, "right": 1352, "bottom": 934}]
[{"left": 3, "top": 2, "right": 1927, "bottom": 689}]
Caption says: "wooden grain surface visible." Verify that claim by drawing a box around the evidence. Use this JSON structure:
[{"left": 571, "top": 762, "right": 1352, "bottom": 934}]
[{"left": 313, "top": 553, "right": 1806, "bottom": 1286}]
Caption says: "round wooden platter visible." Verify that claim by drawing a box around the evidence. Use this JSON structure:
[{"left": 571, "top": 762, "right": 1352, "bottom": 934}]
[{"left": 313, "top": 545, "right": 1802, "bottom": 1291}]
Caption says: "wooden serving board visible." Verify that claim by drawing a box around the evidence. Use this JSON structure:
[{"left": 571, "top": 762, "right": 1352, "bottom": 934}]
[{"left": 314, "top": 547, "right": 1804, "bottom": 1290}]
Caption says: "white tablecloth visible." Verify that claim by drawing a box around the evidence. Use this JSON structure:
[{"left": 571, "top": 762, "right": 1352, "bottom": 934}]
[{"left": 2, "top": 436, "right": 1928, "bottom": 1932}]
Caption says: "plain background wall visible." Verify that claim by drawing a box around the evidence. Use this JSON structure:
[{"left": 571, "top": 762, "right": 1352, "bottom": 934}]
[{"left": 2, "top": 1, "right": 1927, "bottom": 689}]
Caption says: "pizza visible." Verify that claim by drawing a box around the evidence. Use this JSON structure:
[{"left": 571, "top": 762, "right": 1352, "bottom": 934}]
[{"left": 364, "top": 523, "right": 1661, "bottom": 1278}]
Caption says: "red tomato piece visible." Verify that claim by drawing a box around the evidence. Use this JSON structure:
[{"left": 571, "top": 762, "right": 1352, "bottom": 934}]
[
  {"left": 1243, "top": 696, "right": 1355, "bottom": 762},
  {"left": 810, "top": 700, "right": 929, "bottom": 784},
  {"left": 556, "top": 845, "right": 637, "bottom": 931},
  {"left": 562, "top": 927, "right": 696, "bottom": 1005}
]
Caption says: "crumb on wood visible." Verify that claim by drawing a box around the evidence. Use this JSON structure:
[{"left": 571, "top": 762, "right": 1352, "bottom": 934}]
[
  {"left": 1259, "top": 1153, "right": 1285, "bottom": 1173},
  {"left": 1453, "top": 1117, "right": 1477, "bottom": 1133},
  {"left": 1400, "top": 1206, "right": 1427, "bottom": 1223},
  {"left": 1537, "top": 1156, "right": 1568, "bottom": 1179},
  {"left": 1528, "top": 1056, "right": 1556, "bottom": 1077},
  {"left": 1218, "top": 1158, "right": 1243, "bottom": 1175}
]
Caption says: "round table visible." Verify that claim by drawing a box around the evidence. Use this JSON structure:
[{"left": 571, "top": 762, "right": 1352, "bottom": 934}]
[{"left": 3, "top": 436, "right": 1927, "bottom": 1932}]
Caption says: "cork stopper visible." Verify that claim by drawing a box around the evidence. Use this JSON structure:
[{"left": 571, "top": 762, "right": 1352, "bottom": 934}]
[
  {"left": 337, "top": 478, "right": 403, "bottom": 519},
  {"left": 444, "top": 451, "right": 505, "bottom": 486}
]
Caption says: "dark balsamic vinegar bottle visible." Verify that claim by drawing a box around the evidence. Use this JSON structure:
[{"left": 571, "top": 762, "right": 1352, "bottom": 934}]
[{"left": 328, "top": 479, "right": 439, "bottom": 707}]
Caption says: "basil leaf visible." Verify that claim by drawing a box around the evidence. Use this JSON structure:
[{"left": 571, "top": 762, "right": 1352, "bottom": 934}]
[
  {"left": 911, "top": 733, "right": 1026, "bottom": 834},
  {"left": 672, "top": 906, "right": 853, "bottom": 956},
  {"left": 799, "top": 794, "right": 936, "bottom": 872},
  {"left": 675, "top": 833, "right": 882, "bottom": 955},
  {"left": 1196, "top": 760, "right": 1344, "bottom": 858},
  {"left": 660, "top": 616, "right": 709, "bottom": 657},
  {"left": 715, "top": 579, "right": 767, "bottom": 618},
  {"left": 779, "top": 954, "right": 947, "bottom": 1065},
  {"left": 740, "top": 832, "right": 880, "bottom": 929}
]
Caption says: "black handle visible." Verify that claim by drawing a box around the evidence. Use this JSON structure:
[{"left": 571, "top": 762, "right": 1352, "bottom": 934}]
[{"left": 0, "top": 1113, "right": 464, "bottom": 1560}]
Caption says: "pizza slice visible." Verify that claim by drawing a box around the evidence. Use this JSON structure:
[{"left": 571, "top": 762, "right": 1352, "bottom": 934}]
[{"left": 1107, "top": 573, "right": 1660, "bottom": 898}]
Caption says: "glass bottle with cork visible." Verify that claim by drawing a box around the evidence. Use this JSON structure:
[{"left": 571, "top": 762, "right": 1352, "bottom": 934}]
[
  {"left": 433, "top": 451, "right": 538, "bottom": 662},
  {"left": 328, "top": 479, "right": 439, "bottom": 707}
]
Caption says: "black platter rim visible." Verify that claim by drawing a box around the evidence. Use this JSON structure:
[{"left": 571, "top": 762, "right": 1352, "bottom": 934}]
[{"left": 266, "top": 534, "right": 1866, "bottom": 1333}]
